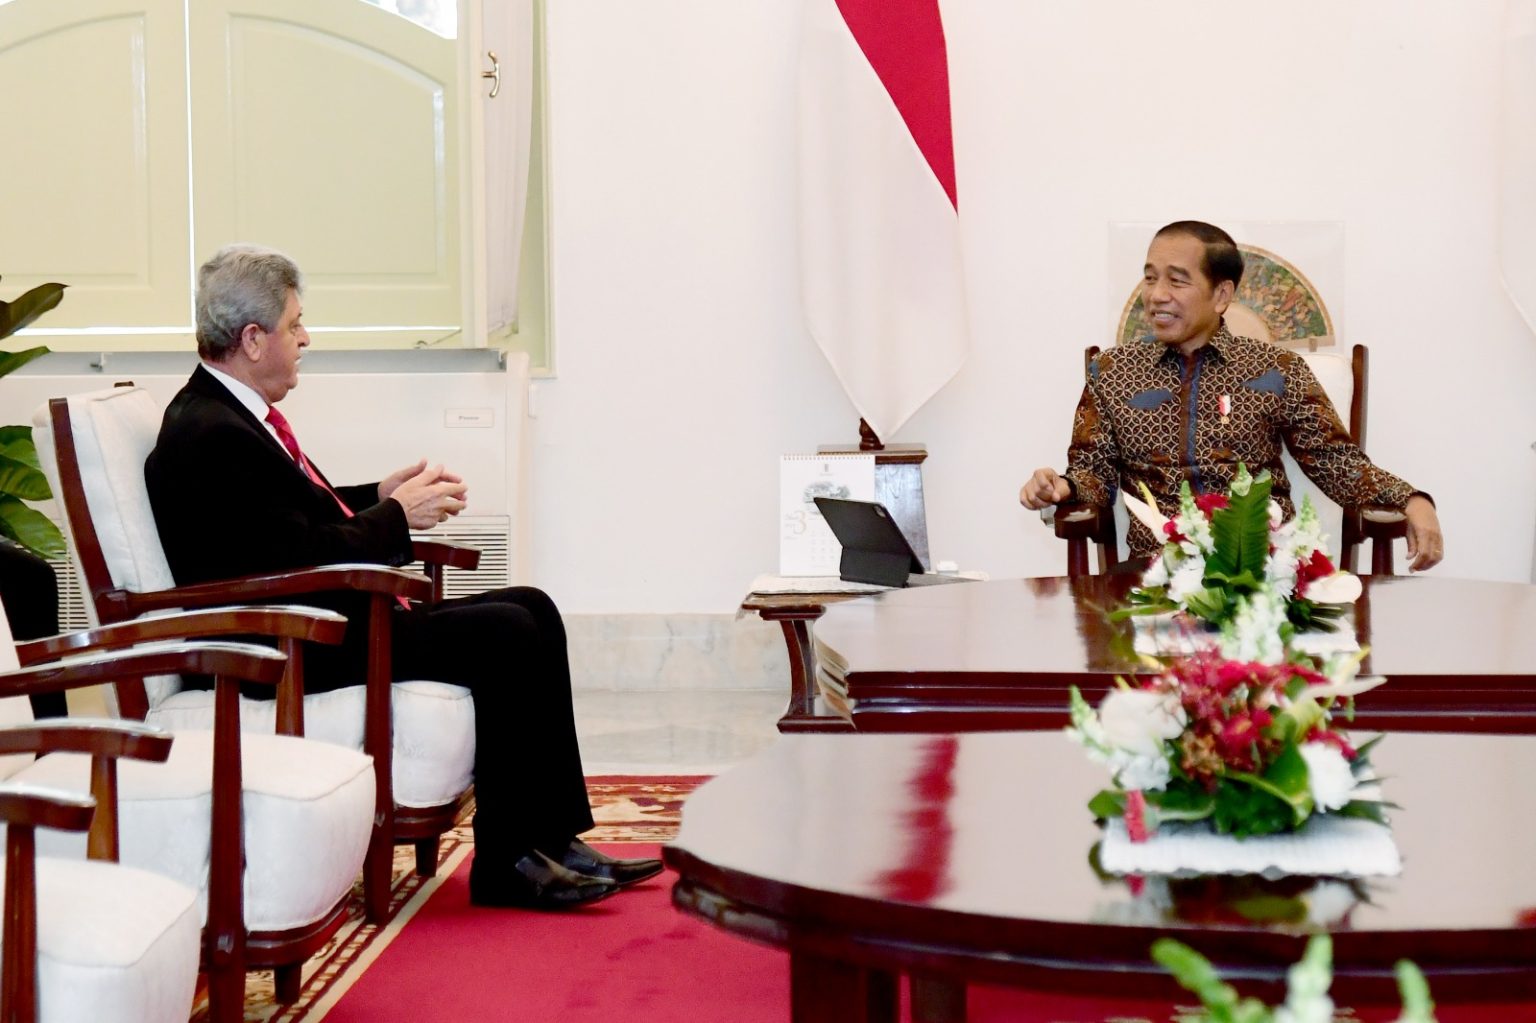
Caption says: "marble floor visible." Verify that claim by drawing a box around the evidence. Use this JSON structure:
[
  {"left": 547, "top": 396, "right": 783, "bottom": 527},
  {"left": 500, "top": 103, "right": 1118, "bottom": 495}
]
[{"left": 572, "top": 687, "right": 786, "bottom": 776}]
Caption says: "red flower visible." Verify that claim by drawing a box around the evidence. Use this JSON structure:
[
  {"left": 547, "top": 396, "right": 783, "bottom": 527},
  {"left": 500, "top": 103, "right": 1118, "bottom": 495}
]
[
  {"left": 1216, "top": 709, "right": 1273, "bottom": 768},
  {"left": 1162, "top": 520, "right": 1187, "bottom": 544},
  {"left": 1125, "top": 790, "right": 1150, "bottom": 843},
  {"left": 1288, "top": 663, "right": 1331, "bottom": 687},
  {"left": 1305, "top": 727, "right": 1358, "bottom": 760},
  {"left": 1295, "top": 549, "right": 1336, "bottom": 598},
  {"left": 1193, "top": 493, "right": 1230, "bottom": 518}
]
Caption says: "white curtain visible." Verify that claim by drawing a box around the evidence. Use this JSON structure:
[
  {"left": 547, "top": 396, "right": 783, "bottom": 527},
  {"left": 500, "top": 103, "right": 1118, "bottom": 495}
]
[{"left": 481, "top": 0, "right": 535, "bottom": 334}]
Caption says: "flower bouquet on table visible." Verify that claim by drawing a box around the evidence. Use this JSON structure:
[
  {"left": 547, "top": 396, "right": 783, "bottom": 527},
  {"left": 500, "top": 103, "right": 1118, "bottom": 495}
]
[
  {"left": 1115, "top": 465, "right": 1360, "bottom": 662},
  {"left": 1068, "top": 649, "right": 1391, "bottom": 847}
]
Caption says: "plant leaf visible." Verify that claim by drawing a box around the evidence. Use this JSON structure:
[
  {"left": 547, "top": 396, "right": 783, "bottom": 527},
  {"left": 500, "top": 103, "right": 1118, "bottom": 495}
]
[
  {"left": 0, "top": 496, "right": 64, "bottom": 559},
  {"left": 0, "top": 452, "right": 51, "bottom": 500},
  {"left": 1087, "top": 789, "right": 1125, "bottom": 819},
  {"left": 0, "top": 283, "right": 66, "bottom": 341},
  {"left": 0, "top": 346, "right": 50, "bottom": 379},
  {"left": 1207, "top": 468, "right": 1272, "bottom": 579},
  {"left": 1393, "top": 959, "right": 1437, "bottom": 1021}
]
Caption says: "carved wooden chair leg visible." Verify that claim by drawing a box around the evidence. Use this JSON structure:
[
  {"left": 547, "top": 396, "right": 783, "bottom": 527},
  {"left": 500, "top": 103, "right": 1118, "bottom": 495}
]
[
  {"left": 206, "top": 677, "right": 248, "bottom": 1023},
  {"left": 274, "top": 963, "right": 304, "bottom": 1004},
  {"left": 415, "top": 837, "right": 440, "bottom": 877}
]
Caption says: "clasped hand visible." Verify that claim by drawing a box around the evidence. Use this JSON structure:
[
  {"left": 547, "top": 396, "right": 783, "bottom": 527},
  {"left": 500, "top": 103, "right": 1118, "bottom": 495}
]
[{"left": 381, "top": 458, "right": 468, "bottom": 530}]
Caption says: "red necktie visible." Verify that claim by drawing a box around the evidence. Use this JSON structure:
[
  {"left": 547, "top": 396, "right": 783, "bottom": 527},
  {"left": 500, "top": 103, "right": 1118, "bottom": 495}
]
[
  {"left": 266, "top": 405, "right": 412, "bottom": 609},
  {"left": 266, "top": 405, "right": 352, "bottom": 517}
]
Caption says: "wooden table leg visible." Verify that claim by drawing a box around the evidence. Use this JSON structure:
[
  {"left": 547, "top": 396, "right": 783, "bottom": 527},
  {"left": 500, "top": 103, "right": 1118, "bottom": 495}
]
[
  {"left": 911, "top": 975, "right": 966, "bottom": 1022},
  {"left": 775, "top": 619, "right": 854, "bottom": 733},
  {"left": 790, "top": 951, "right": 897, "bottom": 1023}
]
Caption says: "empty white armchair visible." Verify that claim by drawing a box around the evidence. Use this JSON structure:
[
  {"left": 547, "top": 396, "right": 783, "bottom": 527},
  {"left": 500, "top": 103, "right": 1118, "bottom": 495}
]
[
  {"left": 0, "top": 719, "right": 197, "bottom": 1023},
  {"left": 0, "top": 607, "right": 373, "bottom": 1023}
]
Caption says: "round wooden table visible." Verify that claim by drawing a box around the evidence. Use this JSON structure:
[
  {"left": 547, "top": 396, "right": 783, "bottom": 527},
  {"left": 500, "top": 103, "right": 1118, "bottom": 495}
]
[
  {"left": 811, "top": 575, "right": 1536, "bottom": 732},
  {"left": 663, "top": 730, "right": 1536, "bottom": 1022}
]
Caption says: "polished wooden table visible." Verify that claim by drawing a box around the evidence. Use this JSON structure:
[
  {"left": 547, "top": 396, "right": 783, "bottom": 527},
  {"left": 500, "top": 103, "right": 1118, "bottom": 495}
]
[
  {"left": 812, "top": 576, "right": 1536, "bottom": 732},
  {"left": 664, "top": 731, "right": 1536, "bottom": 1022}
]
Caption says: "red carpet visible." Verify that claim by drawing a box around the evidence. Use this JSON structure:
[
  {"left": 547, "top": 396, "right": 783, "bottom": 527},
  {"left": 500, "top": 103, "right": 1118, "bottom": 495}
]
[{"left": 324, "top": 845, "right": 1536, "bottom": 1022}]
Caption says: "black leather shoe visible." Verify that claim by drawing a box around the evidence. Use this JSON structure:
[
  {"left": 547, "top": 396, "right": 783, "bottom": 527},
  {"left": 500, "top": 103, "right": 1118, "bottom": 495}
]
[
  {"left": 555, "top": 838, "right": 664, "bottom": 886},
  {"left": 469, "top": 850, "right": 620, "bottom": 909}
]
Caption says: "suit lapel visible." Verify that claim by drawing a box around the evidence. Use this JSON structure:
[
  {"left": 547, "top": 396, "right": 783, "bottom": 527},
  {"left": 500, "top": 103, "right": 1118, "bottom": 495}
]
[{"left": 188, "top": 364, "right": 344, "bottom": 501}]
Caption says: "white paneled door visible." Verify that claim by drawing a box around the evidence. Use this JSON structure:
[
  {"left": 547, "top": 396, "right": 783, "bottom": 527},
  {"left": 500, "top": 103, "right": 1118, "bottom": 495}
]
[
  {"left": 0, "top": 0, "right": 192, "bottom": 328},
  {"left": 0, "top": 0, "right": 462, "bottom": 336},
  {"left": 188, "top": 0, "right": 460, "bottom": 328}
]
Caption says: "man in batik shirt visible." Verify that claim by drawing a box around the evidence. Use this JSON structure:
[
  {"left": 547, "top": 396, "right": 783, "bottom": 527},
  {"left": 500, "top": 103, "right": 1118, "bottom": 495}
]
[{"left": 1020, "top": 221, "right": 1443, "bottom": 570}]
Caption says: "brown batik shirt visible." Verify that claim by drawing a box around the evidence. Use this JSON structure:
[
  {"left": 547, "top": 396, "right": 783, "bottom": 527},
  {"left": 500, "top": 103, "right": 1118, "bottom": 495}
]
[{"left": 1062, "top": 323, "right": 1417, "bottom": 557}]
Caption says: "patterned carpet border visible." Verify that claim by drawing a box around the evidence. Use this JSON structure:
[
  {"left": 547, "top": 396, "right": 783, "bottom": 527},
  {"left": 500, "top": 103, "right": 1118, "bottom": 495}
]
[{"left": 188, "top": 775, "right": 707, "bottom": 1022}]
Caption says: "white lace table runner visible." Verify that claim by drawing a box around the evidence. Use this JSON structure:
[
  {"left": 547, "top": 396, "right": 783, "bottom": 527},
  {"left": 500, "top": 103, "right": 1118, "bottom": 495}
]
[{"left": 1100, "top": 815, "right": 1400, "bottom": 877}]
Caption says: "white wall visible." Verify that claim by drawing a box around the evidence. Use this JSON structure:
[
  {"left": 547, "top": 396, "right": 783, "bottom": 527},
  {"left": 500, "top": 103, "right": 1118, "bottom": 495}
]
[{"left": 530, "top": 0, "right": 1536, "bottom": 613}]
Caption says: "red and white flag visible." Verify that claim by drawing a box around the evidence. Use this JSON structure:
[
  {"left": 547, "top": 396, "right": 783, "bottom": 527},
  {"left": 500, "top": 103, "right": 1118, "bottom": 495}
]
[{"left": 798, "top": 0, "right": 969, "bottom": 443}]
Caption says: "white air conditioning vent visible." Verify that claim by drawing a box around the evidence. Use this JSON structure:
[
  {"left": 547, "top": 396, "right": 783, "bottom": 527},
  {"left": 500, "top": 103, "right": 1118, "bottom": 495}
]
[
  {"left": 409, "top": 515, "right": 513, "bottom": 599},
  {"left": 46, "top": 514, "right": 513, "bottom": 632},
  {"left": 48, "top": 551, "right": 92, "bottom": 633}
]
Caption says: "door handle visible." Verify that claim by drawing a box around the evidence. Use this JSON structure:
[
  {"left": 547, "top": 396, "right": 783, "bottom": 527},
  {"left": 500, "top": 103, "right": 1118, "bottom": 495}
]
[{"left": 482, "top": 50, "right": 500, "bottom": 98}]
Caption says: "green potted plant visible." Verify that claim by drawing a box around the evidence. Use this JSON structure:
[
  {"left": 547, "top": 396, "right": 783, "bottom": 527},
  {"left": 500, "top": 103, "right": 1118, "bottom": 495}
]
[{"left": 0, "top": 278, "right": 66, "bottom": 557}]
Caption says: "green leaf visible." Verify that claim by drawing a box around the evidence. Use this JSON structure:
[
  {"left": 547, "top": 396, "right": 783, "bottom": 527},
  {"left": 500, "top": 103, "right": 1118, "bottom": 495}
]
[
  {"left": 1211, "top": 780, "right": 1295, "bottom": 837},
  {"left": 1227, "top": 745, "right": 1315, "bottom": 827},
  {"left": 0, "top": 496, "right": 64, "bottom": 559},
  {"left": 1393, "top": 959, "right": 1437, "bottom": 1021},
  {"left": 1150, "top": 939, "right": 1274, "bottom": 1023},
  {"left": 1148, "top": 782, "right": 1215, "bottom": 821},
  {"left": 0, "top": 346, "right": 50, "bottom": 379},
  {"left": 0, "top": 438, "right": 40, "bottom": 471},
  {"left": 1087, "top": 789, "right": 1125, "bottom": 819},
  {"left": 0, "top": 452, "right": 51, "bottom": 500},
  {"left": 0, "top": 282, "right": 66, "bottom": 341},
  {"left": 1335, "top": 800, "right": 1392, "bottom": 825},
  {"left": 1207, "top": 469, "right": 1272, "bottom": 579}
]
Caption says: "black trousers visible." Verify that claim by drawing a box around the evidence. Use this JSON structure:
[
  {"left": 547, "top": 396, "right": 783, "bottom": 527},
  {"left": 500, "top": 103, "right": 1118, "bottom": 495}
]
[
  {"left": 0, "top": 540, "right": 67, "bottom": 719},
  {"left": 305, "top": 586, "right": 594, "bottom": 860}
]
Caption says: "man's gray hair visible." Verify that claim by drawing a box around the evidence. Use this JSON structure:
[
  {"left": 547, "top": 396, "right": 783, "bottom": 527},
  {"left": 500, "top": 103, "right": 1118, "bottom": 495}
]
[{"left": 195, "top": 244, "right": 303, "bottom": 361}]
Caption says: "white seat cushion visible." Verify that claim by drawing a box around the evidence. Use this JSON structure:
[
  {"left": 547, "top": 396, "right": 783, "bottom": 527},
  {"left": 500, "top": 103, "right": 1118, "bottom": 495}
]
[
  {"left": 146, "top": 680, "right": 475, "bottom": 808},
  {"left": 4, "top": 856, "right": 201, "bottom": 1023},
  {"left": 13, "top": 731, "right": 375, "bottom": 932}
]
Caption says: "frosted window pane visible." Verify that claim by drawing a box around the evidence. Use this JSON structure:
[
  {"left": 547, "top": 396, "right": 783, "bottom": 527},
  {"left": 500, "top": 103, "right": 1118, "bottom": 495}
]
[{"left": 358, "top": 0, "right": 455, "bottom": 39}]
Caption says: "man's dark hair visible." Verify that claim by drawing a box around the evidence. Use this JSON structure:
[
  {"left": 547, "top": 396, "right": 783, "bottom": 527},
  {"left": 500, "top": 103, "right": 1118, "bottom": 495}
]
[{"left": 1154, "top": 221, "right": 1244, "bottom": 289}]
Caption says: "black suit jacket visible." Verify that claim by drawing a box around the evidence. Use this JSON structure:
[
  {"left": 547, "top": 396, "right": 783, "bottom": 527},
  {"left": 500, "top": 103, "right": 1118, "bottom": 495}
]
[{"left": 145, "top": 365, "right": 413, "bottom": 688}]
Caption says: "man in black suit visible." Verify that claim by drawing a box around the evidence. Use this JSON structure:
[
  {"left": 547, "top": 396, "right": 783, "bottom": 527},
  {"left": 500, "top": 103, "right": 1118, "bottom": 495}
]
[{"left": 145, "top": 244, "right": 660, "bottom": 909}]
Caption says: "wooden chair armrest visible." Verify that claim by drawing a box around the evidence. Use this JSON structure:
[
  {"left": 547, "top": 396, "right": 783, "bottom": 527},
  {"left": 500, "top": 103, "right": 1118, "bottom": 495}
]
[
  {"left": 413, "top": 539, "right": 481, "bottom": 570},
  {"left": 1049, "top": 501, "right": 1106, "bottom": 539},
  {"left": 0, "top": 719, "right": 172, "bottom": 763},
  {"left": 0, "top": 641, "right": 288, "bottom": 702},
  {"left": 0, "top": 784, "right": 96, "bottom": 833},
  {"left": 104, "top": 564, "right": 432, "bottom": 620},
  {"left": 15, "top": 606, "right": 347, "bottom": 666}
]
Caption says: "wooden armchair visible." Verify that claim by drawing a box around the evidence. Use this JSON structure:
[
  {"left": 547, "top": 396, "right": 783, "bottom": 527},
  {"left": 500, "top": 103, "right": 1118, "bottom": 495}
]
[
  {"left": 0, "top": 717, "right": 198, "bottom": 1023},
  {"left": 34, "top": 386, "right": 480, "bottom": 925},
  {"left": 1051, "top": 344, "right": 1408, "bottom": 576},
  {"left": 0, "top": 610, "right": 368, "bottom": 1023}
]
